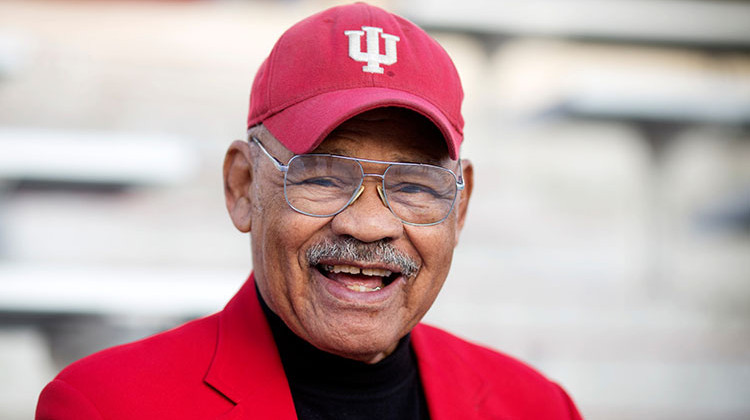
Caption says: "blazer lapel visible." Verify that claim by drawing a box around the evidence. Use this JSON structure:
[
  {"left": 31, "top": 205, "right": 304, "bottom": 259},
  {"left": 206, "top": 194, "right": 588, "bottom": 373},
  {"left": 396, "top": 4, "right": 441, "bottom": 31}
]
[
  {"left": 412, "top": 324, "right": 488, "bottom": 420},
  {"left": 204, "top": 274, "right": 297, "bottom": 419}
]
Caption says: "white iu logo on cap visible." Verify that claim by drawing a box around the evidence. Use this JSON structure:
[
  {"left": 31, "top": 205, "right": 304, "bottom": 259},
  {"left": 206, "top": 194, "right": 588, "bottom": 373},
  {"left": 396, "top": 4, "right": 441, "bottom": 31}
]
[{"left": 344, "top": 26, "right": 400, "bottom": 74}]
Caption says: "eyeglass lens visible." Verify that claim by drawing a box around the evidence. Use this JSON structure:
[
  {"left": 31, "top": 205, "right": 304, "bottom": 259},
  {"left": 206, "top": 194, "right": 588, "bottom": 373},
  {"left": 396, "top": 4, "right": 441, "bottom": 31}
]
[{"left": 284, "top": 155, "right": 458, "bottom": 225}]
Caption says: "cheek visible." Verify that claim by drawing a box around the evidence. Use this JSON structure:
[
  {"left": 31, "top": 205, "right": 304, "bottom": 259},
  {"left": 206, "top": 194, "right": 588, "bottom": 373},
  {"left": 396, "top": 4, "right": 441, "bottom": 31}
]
[
  {"left": 256, "top": 204, "right": 333, "bottom": 277},
  {"left": 253, "top": 211, "right": 332, "bottom": 314},
  {"left": 406, "top": 219, "right": 458, "bottom": 273},
  {"left": 402, "top": 222, "right": 457, "bottom": 311}
]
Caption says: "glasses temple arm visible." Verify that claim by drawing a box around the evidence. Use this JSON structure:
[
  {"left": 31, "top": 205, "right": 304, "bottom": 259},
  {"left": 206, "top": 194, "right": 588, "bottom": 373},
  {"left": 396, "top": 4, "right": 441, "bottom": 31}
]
[
  {"left": 250, "top": 136, "right": 288, "bottom": 173},
  {"left": 456, "top": 159, "right": 465, "bottom": 191}
]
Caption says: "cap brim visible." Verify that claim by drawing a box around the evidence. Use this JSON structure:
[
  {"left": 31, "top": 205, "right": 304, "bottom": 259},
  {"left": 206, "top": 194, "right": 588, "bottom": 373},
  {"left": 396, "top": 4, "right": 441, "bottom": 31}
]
[{"left": 261, "top": 87, "right": 462, "bottom": 160}]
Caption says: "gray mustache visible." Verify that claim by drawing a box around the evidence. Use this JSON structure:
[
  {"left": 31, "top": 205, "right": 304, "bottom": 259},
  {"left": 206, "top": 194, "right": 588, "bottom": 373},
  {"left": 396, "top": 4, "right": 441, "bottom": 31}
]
[{"left": 306, "top": 238, "right": 419, "bottom": 278}]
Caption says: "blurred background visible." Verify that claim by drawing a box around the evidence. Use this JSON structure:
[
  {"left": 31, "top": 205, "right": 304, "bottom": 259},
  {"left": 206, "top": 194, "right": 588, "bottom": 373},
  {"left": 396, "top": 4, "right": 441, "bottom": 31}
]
[{"left": 1, "top": 0, "right": 749, "bottom": 418}]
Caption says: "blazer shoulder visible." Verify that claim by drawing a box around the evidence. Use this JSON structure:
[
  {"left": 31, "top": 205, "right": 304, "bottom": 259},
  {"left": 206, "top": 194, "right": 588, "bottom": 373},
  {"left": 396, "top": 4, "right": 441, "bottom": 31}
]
[
  {"left": 414, "top": 322, "right": 549, "bottom": 381},
  {"left": 413, "top": 323, "right": 583, "bottom": 419},
  {"left": 37, "top": 378, "right": 103, "bottom": 420},
  {"left": 38, "top": 313, "right": 230, "bottom": 419},
  {"left": 56, "top": 313, "right": 220, "bottom": 383}
]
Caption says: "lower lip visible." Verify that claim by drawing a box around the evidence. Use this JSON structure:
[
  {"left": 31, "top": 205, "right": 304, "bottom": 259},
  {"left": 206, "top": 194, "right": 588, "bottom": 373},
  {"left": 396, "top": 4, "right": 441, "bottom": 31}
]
[{"left": 312, "top": 268, "right": 404, "bottom": 305}]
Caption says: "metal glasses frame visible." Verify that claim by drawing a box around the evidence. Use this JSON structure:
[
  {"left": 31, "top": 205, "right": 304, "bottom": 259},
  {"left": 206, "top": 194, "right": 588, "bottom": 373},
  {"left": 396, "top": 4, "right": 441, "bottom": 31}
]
[{"left": 250, "top": 136, "right": 464, "bottom": 226}]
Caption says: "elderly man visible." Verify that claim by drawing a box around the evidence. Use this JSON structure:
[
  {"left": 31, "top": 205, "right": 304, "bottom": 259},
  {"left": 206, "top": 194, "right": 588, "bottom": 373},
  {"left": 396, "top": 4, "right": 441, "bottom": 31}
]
[{"left": 37, "top": 3, "right": 582, "bottom": 419}]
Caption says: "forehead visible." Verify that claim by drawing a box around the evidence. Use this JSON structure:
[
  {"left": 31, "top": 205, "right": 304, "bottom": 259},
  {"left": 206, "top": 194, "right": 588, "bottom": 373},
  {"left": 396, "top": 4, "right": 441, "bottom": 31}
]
[{"left": 313, "top": 108, "right": 451, "bottom": 165}]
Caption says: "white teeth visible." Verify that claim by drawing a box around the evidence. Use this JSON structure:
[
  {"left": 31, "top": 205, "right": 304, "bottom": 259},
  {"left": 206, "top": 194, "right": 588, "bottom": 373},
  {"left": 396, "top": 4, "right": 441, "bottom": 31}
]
[
  {"left": 362, "top": 267, "right": 393, "bottom": 277},
  {"left": 345, "top": 284, "right": 382, "bottom": 292},
  {"left": 325, "top": 265, "right": 392, "bottom": 278},
  {"left": 334, "top": 265, "right": 360, "bottom": 274}
]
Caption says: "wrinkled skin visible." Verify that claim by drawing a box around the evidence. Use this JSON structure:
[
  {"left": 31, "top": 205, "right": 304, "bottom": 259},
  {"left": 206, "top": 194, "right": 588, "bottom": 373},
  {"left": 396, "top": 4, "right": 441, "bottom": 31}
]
[{"left": 223, "top": 108, "right": 473, "bottom": 364}]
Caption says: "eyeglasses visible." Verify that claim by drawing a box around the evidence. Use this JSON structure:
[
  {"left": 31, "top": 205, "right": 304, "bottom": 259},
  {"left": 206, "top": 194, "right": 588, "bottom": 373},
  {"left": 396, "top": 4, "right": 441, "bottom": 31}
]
[{"left": 251, "top": 136, "right": 464, "bottom": 226}]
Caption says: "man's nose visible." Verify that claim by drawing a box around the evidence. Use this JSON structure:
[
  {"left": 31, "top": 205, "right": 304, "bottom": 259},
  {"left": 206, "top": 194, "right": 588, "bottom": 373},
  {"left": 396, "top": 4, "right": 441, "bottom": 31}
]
[{"left": 330, "top": 181, "right": 404, "bottom": 242}]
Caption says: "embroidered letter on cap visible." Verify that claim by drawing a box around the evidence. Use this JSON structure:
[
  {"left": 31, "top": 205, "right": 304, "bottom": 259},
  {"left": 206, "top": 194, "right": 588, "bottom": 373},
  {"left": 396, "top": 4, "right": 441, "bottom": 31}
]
[{"left": 344, "top": 26, "right": 400, "bottom": 74}]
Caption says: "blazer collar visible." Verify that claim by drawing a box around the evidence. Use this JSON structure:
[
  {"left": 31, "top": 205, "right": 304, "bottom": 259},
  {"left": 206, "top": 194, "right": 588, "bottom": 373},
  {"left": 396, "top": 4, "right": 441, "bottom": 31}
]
[
  {"left": 204, "top": 273, "right": 297, "bottom": 419},
  {"left": 412, "top": 324, "right": 488, "bottom": 420}
]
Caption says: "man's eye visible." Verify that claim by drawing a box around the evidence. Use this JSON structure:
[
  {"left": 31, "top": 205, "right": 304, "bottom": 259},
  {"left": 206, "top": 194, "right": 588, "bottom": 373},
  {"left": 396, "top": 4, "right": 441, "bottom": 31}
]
[
  {"left": 393, "top": 183, "right": 438, "bottom": 196},
  {"left": 299, "top": 177, "right": 341, "bottom": 188}
]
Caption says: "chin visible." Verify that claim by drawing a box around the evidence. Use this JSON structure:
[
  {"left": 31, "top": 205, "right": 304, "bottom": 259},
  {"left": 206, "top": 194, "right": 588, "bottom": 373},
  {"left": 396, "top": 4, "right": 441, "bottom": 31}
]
[{"left": 311, "top": 323, "right": 406, "bottom": 364}]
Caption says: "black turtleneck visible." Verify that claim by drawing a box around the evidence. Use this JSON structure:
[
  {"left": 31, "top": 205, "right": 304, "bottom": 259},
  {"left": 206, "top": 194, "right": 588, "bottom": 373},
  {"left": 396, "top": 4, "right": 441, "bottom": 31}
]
[{"left": 257, "top": 288, "right": 430, "bottom": 420}]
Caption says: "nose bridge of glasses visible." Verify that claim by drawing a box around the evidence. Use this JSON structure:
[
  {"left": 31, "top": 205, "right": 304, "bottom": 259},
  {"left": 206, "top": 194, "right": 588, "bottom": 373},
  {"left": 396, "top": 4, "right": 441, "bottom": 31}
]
[{"left": 347, "top": 176, "right": 388, "bottom": 209}]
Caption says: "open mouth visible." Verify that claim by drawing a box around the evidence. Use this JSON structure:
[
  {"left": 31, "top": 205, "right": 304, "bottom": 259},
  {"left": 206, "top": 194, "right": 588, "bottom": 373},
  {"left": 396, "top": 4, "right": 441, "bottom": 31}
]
[{"left": 316, "top": 264, "right": 401, "bottom": 293}]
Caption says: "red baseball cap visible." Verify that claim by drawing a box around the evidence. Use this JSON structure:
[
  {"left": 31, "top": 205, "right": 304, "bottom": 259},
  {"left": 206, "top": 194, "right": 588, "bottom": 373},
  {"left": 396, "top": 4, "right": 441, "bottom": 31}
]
[{"left": 247, "top": 3, "right": 464, "bottom": 160}]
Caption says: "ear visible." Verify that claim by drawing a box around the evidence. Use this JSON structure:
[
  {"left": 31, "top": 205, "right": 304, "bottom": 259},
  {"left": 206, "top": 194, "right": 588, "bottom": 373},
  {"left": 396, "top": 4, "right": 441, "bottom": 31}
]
[
  {"left": 454, "top": 159, "right": 474, "bottom": 244},
  {"left": 223, "top": 140, "right": 254, "bottom": 233}
]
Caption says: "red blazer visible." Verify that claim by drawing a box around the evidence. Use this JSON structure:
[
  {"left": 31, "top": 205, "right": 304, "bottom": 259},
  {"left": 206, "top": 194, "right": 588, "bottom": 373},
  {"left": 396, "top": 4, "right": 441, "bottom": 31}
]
[{"left": 37, "top": 275, "right": 583, "bottom": 419}]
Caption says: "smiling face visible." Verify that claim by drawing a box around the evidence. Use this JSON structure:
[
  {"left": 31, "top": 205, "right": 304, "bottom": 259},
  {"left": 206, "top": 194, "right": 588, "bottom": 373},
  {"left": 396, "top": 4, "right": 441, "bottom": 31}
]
[{"left": 223, "top": 108, "right": 473, "bottom": 364}]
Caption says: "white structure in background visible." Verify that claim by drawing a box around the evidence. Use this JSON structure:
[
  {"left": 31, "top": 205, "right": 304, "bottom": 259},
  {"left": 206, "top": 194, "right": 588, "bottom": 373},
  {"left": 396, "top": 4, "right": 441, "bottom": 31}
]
[
  {"left": 0, "top": 0, "right": 748, "bottom": 419},
  {"left": 0, "top": 129, "right": 197, "bottom": 186}
]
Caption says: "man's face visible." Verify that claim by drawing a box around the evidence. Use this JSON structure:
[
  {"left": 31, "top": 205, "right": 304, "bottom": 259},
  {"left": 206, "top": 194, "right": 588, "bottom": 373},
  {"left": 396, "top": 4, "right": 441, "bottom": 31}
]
[{"left": 224, "top": 108, "right": 473, "bottom": 364}]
